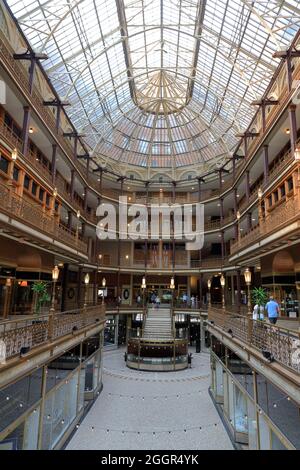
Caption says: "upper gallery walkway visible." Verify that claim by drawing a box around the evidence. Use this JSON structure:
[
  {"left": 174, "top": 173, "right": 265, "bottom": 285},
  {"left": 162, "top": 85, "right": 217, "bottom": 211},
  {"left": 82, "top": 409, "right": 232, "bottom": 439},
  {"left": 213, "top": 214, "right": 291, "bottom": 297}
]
[{"left": 66, "top": 347, "right": 233, "bottom": 450}]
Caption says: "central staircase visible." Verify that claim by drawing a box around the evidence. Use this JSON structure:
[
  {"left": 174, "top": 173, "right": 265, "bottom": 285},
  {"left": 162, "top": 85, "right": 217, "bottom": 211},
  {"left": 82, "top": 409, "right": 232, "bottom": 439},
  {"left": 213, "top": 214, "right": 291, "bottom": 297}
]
[{"left": 142, "top": 307, "right": 174, "bottom": 341}]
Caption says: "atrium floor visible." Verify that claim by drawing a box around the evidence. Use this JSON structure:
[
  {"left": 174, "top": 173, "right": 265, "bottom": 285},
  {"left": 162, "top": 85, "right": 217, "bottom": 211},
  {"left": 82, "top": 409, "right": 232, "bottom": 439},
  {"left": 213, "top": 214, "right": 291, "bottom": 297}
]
[{"left": 66, "top": 347, "right": 233, "bottom": 450}]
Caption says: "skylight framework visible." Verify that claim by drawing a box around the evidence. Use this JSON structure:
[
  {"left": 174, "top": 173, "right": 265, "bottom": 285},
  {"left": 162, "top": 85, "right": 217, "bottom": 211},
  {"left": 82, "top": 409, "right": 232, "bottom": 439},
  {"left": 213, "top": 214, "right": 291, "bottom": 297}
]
[{"left": 6, "top": 0, "right": 300, "bottom": 173}]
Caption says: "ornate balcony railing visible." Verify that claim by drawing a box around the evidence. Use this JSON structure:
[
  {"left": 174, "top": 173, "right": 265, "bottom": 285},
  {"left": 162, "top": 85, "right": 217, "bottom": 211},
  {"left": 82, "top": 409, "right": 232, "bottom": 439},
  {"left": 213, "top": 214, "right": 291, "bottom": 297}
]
[
  {"left": 0, "top": 182, "right": 87, "bottom": 254},
  {"left": 0, "top": 305, "right": 105, "bottom": 361},
  {"left": 208, "top": 307, "right": 300, "bottom": 373},
  {"left": 231, "top": 191, "right": 300, "bottom": 255}
]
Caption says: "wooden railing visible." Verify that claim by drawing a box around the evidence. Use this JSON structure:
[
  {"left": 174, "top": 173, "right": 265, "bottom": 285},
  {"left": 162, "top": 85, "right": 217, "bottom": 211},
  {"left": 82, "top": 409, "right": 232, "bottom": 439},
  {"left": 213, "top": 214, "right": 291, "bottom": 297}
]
[
  {"left": 208, "top": 307, "right": 300, "bottom": 373},
  {"left": 0, "top": 182, "right": 87, "bottom": 254},
  {"left": 0, "top": 305, "right": 105, "bottom": 360}
]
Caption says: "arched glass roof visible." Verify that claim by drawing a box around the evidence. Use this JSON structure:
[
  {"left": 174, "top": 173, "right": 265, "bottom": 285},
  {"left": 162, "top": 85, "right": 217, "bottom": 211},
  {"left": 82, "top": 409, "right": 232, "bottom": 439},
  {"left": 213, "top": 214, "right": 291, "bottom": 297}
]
[{"left": 7, "top": 0, "right": 300, "bottom": 172}]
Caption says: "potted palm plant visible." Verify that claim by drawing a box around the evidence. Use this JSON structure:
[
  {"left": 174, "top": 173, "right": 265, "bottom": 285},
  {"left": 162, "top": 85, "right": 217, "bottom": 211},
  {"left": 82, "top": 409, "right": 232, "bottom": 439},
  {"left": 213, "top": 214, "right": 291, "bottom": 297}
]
[
  {"left": 251, "top": 287, "right": 268, "bottom": 320},
  {"left": 31, "top": 281, "right": 51, "bottom": 317}
]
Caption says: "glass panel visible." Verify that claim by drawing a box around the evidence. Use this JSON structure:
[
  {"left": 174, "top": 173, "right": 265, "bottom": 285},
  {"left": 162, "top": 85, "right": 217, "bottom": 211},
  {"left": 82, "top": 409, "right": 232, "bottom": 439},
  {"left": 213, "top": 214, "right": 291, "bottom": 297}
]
[
  {"left": 23, "top": 407, "right": 40, "bottom": 450},
  {"left": 256, "top": 373, "right": 300, "bottom": 448},
  {"left": 85, "top": 357, "right": 95, "bottom": 392},
  {"left": 234, "top": 385, "right": 248, "bottom": 434},
  {"left": 258, "top": 413, "right": 271, "bottom": 450},
  {"left": 0, "top": 368, "right": 43, "bottom": 432},
  {"left": 41, "top": 371, "right": 79, "bottom": 450},
  {"left": 247, "top": 398, "right": 258, "bottom": 450}
]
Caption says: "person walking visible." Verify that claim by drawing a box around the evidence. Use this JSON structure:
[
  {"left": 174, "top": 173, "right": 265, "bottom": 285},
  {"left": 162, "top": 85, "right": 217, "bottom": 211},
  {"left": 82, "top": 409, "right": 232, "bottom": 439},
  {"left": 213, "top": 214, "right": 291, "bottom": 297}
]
[{"left": 265, "top": 296, "right": 279, "bottom": 325}]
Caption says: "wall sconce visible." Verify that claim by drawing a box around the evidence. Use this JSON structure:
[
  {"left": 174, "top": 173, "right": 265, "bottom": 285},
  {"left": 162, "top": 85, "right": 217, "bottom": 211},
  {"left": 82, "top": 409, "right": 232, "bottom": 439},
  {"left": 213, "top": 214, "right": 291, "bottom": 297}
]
[{"left": 11, "top": 148, "right": 18, "bottom": 161}]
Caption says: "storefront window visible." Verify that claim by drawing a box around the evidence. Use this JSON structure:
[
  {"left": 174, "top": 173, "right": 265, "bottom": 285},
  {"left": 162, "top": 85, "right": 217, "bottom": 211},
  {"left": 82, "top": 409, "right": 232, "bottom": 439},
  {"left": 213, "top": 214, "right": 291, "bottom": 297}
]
[{"left": 104, "top": 316, "right": 117, "bottom": 346}]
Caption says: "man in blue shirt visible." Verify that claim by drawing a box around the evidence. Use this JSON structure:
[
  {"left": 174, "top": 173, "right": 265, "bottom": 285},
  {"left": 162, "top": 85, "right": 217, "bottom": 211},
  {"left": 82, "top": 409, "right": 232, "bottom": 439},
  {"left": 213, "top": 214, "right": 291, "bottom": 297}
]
[{"left": 265, "top": 296, "right": 280, "bottom": 325}]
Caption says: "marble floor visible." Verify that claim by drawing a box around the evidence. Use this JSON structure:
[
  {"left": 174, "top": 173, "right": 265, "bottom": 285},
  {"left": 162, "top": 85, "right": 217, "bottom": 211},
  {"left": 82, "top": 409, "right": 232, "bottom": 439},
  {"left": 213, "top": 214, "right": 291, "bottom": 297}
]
[{"left": 67, "top": 347, "right": 233, "bottom": 450}]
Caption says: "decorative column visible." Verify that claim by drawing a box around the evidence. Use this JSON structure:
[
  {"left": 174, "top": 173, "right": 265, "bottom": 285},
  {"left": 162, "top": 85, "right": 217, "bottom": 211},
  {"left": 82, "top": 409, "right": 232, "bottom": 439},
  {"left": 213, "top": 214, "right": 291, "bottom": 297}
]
[
  {"left": 77, "top": 267, "right": 83, "bottom": 308},
  {"left": 144, "top": 181, "right": 149, "bottom": 271},
  {"left": 172, "top": 181, "right": 176, "bottom": 270},
  {"left": 117, "top": 177, "right": 124, "bottom": 303},
  {"left": 93, "top": 269, "right": 97, "bottom": 306},
  {"left": 199, "top": 273, "right": 203, "bottom": 308},
  {"left": 61, "top": 263, "right": 69, "bottom": 312},
  {"left": 51, "top": 145, "right": 57, "bottom": 185},
  {"left": 247, "top": 212, "right": 252, "bottom": 232},
  {"left": 263, "top": 145, "right": 269, "bottom": 185},
  {"left": 21, "top": 106, "right": 31, "bottom": 157},
  {"left": 236, "top": 269, "right": 241, "bottom": 311},
  {"left": 234, "top": 188, "right": 239, "bottom": 240},
  {"left": 246, "top": 171, "right": 250, "bottom": 203},
  {"left": 70, "top": 170, "right": 75, "bottom": 201},
  {"left": 288, "top": 105, "right": 298, "bottom": 154},
  {"left": 83, "top": 187, "right": 88, "bottom": 212}
]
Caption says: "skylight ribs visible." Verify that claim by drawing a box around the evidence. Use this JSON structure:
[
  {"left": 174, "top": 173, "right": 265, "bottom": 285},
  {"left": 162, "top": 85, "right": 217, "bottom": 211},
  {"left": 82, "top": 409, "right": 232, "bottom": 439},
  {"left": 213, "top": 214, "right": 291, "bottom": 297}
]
[{"left": 6, "top": 0, "right": 300, "bottom": 172}]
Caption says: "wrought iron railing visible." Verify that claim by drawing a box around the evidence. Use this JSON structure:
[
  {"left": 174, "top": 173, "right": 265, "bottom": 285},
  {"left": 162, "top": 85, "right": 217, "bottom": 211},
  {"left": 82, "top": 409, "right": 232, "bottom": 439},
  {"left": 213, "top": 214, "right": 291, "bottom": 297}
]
[
  {"left": 208, "top": 307, "right": 300, "bottom": 373},
  {"left": 0, "top": 305, "right": 105, "bottom": 360}
]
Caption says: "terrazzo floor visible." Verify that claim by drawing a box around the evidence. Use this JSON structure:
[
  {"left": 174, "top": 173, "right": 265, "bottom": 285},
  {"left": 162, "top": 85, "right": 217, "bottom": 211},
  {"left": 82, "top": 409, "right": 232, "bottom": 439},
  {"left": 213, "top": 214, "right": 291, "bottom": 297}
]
[{"left": 66, "top": 347, "right": 233, "bottom": 450}]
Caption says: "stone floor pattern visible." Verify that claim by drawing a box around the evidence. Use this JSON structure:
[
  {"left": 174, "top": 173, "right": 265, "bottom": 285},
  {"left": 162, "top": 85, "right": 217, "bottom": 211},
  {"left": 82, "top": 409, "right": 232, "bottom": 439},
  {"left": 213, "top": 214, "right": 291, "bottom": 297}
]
[{"left": 67, "top": 347, "right": 233, "bottom": 450}]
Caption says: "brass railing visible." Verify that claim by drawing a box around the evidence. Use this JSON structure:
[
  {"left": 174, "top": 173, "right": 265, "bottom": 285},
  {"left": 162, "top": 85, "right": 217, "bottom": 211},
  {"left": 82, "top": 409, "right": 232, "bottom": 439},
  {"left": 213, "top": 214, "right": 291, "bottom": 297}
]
[
  {"left": 0, "top": 305, "right": 105, "bottom": 360},
  {"left": 208, "top": 307, "right": 300, "bottom": 373},
  {"left": 0, "top": 182, "right": 87, "bottom": 253}
]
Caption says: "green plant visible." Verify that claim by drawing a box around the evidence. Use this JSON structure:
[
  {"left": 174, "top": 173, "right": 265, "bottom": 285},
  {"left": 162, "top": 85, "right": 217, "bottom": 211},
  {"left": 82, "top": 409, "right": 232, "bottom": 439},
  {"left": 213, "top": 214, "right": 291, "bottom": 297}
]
[
  {"left": 251, "top": 287, "right": 268, "bottom": 307},
  {"left": 31, "top": 281, "right": 50, "bottom": 315}
]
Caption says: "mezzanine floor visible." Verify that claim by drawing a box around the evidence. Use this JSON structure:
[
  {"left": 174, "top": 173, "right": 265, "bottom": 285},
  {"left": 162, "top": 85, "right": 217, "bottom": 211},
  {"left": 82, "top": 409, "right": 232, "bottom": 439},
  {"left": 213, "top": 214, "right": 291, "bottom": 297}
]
[{"left": 66, "top": 347, "right": 233, "bottom": 450}]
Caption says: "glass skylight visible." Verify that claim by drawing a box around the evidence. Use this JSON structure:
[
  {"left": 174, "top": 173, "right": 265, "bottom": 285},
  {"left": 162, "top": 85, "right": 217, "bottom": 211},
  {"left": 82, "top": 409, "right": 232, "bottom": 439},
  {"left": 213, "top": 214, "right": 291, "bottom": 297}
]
[{"left": 7, "top": 0, "right": 300, "bottom": 171}]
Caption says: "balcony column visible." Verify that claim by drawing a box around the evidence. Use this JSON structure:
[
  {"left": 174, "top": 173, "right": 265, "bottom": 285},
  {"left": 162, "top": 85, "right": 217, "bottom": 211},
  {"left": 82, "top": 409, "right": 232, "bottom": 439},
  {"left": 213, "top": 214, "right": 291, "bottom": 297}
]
[
  {"left": 70, "top": 170, "right": 75, "bottom": 201},
  {"left": 93, "top": 269, "right": 97, "bottom": 306},
  {"left": 21, "top": 106, "right": 31, "bottom": 156},
  {"left": 74, "top": 135, "right": 78, "bottom": 161},
  {"left": 86, "top": 155, "right": 90, "bottom": 176},
  {"left": 221, "top": 231, "right": 225, "bottom": 259},
  {"left": 98, "top": 168, "right": 103, "bottom": 203},
  {"left": 236, "top": 269, "right": 241, "bottom": 311},
  {"left": 77, "top": 267, "right": 83, "bottom": 308},
  {"left": 81, "top": 221, "right": 86, "bottom": 238},
  {"left": 246, "top": 171, "right": 250, "bottom": 203},
  {"left": 232, "top": 155, "right": 236, "bottom": 180},
  {"left": 61, "top": 263, "right": 69, "bottom": 312},
  {"left": 144, "top": 181, "right": 149, "bottom": 270},
  {"left": 51, "top": 144, "right": 57, "bottom": 184},
  {"left": 243, "top": 135, "right": 248, "bottom": 159},
  {"left": 220, "top": 198, "right": 224, "bottom": 223},
  {"left": 83, "top": 187, "right": 88, "bottom": 213},
  {"left": 197, "top": 177, "right": 202, "bottom": 202},
  {"left": 263, "top": 145, "right": 269, "bottom": 185},
  {"left": 261, "top": 102, "right": 266, "bottom": 133},
  {"left": 199, "top": 273, "right": 203, "bottom": 308},
  {"left": 288, "top": 104, "right": 298, "bottom": 154},
  {"left": 231, "top": 274, "right": 235, "bottom": 306},
  {"left": 247, "top": 212, "right": 252, "bottom": 232},
  {"left": 219, "top": 170, "right": 223, "bottom": 191},
  {"left": 67, "top": 211, "right": 73, "bottom": 230},
  {"left": 117, "top": 177, "right": 124, "bottom": 303},
  {"left": 234, "top": 189, "right": 239, "bottom": 240},
  {"left": 172, "top": 181, "right": 176, "bottom": 270}
]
